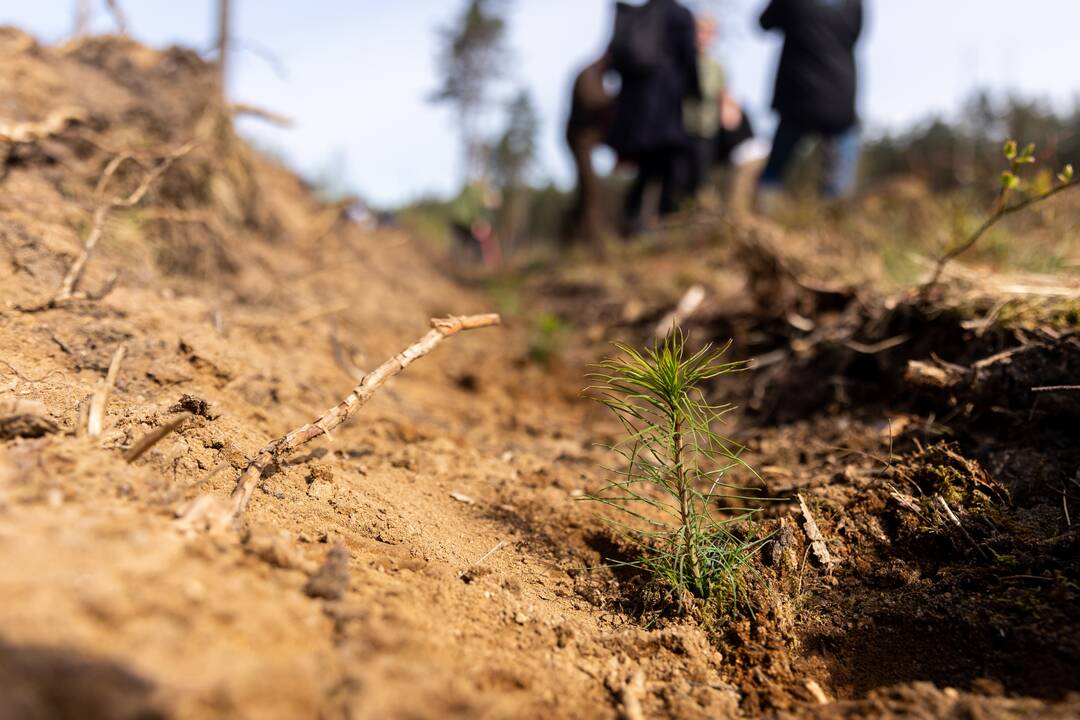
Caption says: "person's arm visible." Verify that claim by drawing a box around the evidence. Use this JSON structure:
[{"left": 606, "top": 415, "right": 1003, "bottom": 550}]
[
  {"left": 678, "top": 9, "right": 702, "bottom": 99},
  {"left": 759, "top": 0, "right": 788, "bottom": 31},
  {"left": 851, "top": 0, "right": 864, "bottom": 42}
]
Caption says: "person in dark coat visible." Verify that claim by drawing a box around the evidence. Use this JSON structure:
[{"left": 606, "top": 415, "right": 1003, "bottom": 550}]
[
  {"left": 606, "top": 0, "right": 701, "bottom": 233},
  {"left": 757, "top": 0, "right": 863, "bottom": 200}
]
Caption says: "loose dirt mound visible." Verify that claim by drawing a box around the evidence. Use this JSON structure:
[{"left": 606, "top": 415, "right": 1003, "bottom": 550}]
[{"left": 2, "top": 30, "right": 1079, "bottom": 720}]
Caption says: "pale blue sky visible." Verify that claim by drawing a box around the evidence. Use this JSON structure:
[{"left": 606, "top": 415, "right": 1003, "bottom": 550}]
[{"left": 3, "top": 1, "right": 1079, "bottom": 206}]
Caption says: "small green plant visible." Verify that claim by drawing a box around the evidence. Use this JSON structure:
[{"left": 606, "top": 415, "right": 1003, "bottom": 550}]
[
  {"left": 925, "top": 139, "right": 1077, "bottom": 288},
  {"left": 527, "top": 312, "right": 564, "bottom": 366},
  {"left": 586, "top": 331, "right": 763, "bottom": 611}
]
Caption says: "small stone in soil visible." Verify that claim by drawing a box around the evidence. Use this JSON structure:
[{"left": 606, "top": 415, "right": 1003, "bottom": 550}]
[{"left": 304, "top": 544, "right": 350, "bottom": 600}]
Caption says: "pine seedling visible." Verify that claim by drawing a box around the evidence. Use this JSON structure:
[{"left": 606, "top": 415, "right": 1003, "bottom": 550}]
[{"left": 586, "top": 330, "right": 764, "bottom": 612}]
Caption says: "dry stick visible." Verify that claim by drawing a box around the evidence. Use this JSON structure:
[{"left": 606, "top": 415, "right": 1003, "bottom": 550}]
[
  {"left": 86, "top": 343, "right": 126, "bottom": 437},
  {"left": 472, "top": 540, "right": 507, "bottom": 566},
  {"left": 225, "top": 314, "right": 500, "bottom": 520},
  {"left": 124, "top": 413, "right": 193, "bottom": 463},
  {"left": 934, "top": 495, "right": 991, "bottom": 560},
  {"left": 227, "top": 102, "right": 293, "bottom": 127},
  {"left": 653, "top": 284, "right": 706, "bottom": 339},
  {"left": 48, "top": 142, "right": 195, "bottom": 308},
  {"left": 458, "top": 539, "right": 507, "bottom": 579},
  {"left": 1033, "top": 385, "right": 1080, "bottom": 393}
]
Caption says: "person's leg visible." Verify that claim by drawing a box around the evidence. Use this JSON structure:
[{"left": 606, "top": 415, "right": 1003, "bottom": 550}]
[
  {"left": 757, "top": 118, "right": 805, "bottom": 191},
  {"left": 821, "top": 125, "right": 860, "bottom": 198},
  {"left": 624, "top": 152, "right": 662, "bottom": 234},
  {"left": 624, "top": 158, "right": 650, "bottom": 233},
  {"left": 658, "top": 147, "right": 685, "bottom": 216},
  {"left": 683, "top": 135, "right": 711, "bottom": 199},
  {"left": 659, "top": 144, "right": 692, "bottom": 216}
]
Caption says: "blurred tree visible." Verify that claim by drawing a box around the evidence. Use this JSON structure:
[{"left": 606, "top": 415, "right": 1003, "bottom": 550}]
[
  {"left": 216, "top": 0, "right": 232, "bottom": 101},
  {"left": 491, "top": 90, "right": 539, "bottom": 191},
  {"left": 73, "top": 0, "right": 91, "bottom": 36},
  {"left": 430, "top": 0, "right": 509, "bottom": 182},
  {"left": 104, "top": 0, "right": 128, "bottom": 33},
  {"left": 72, "top": 0, "right": 127, "bottom": 36},
  {"left": 491, "top": 90, "right": 539, "bottom": 254}
]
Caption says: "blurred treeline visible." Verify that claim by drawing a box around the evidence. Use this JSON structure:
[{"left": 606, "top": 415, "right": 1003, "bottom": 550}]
[
  {"left": 860, "top": 92, "right": 1080, "bottom": 194},
  {"left": 397, "top": 90, "right": 1080, "bottom": 255}
]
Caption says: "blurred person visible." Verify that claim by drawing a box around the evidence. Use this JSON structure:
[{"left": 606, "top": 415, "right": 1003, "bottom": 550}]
[
  {"left": 682, "top": 14, "right": 766, "bottom": 213},
  {"left": 682, "top": 14, "right": 724, "bottom": 198},
  {"left": 564, "top": 53, "right": 616, "bottom": 246},
  {"left": 606, "top": 0, "right": 701, "bottom": 235},
  {"left": 756, "top": 0, "right": 864, "bottom": 205}
]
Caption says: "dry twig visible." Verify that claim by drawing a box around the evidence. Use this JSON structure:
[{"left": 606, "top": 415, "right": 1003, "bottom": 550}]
[
  {"left": 653, "top": 285, "right": 706, "bottom": 339},
  {"left": 24, "top": 141, "right": 194, "bottom": 311},
  {"left": 87, "top": 343, "right": 125, "bottom": 437},
  {"left": 124, "top": 413, "right": 193, "bottom": 463},
  {"left": 179, "top": 314, "right": 500, "bottom": 529},
  {"left": 227, "top": 102, "right": 293, "bottom": 127}
]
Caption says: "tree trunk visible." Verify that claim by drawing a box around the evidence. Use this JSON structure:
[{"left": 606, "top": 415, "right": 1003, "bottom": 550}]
[
  {"left": 104, "top": 0, "right": 128, "bottom": 34},
  {"left": 73, "top": 0, "right": 92, "bottom": 37},
  {"left": 215, "top": 0, "right": 232, "bottom": 101}
]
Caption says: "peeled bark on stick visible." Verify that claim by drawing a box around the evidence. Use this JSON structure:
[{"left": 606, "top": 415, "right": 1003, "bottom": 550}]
[{"left": 179, "top": 314, "right": 500, "bottom": 529}]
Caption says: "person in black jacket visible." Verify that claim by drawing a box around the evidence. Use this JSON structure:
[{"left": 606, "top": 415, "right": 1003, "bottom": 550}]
[
  {"left": 606, "top": 0, "right": 701, "bottom": 234},
  {"left": 757, "top": 0, "right": 863, "bottom": 200}
]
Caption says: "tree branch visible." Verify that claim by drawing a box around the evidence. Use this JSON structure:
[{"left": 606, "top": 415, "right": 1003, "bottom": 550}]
[
  {"left": 925, "top": 179, "right": 1080, "bottom": 290},
  {"left": 177, "top": 313, "right": 500, "bottom": 530}
]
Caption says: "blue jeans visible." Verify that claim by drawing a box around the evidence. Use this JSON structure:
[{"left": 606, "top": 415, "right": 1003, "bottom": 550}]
[{"left": 759, "top": 119, "right": 860, "bottom": 198}]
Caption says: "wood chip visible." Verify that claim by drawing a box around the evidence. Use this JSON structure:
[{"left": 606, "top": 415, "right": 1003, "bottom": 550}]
[
  {"left": 805, "top": 679, "right": 830, "bottom": 705},
  {"left": 654, "top": 284, "right": 706, "bottom": 338},
  {"left": 605, "top": 667, "right": 647, "bottom": 720},
  {"left": 449, "top": 490, "right": 475, "bottom": 504},
  {"left": 797, "top": 493, "right": 834, "bottom": 567}
]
